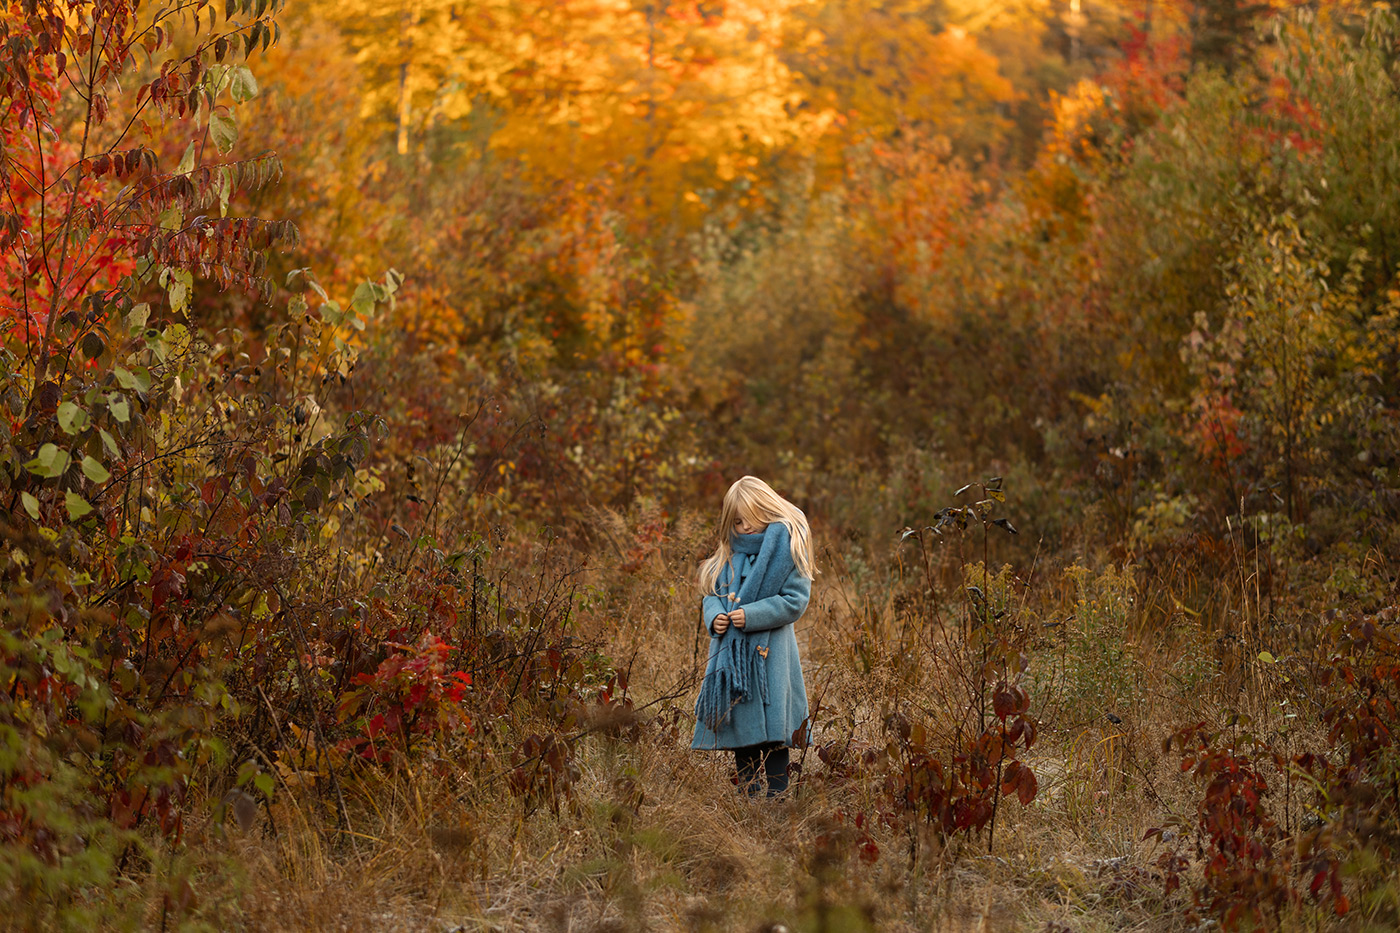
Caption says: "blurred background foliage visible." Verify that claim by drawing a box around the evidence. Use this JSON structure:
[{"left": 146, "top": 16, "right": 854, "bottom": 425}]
[{"left": 4, "top": 0, "right": 1400, "bottom": 928}]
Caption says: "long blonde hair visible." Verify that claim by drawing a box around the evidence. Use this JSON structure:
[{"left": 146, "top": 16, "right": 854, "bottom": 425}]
[{"left": 697, "top": 476, "right": 817, "bottom": 595}]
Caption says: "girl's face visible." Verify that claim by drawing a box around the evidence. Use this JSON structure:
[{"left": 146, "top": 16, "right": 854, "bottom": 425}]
[{"left": 734, "top": 511, "right": 767, "bottom": 535}]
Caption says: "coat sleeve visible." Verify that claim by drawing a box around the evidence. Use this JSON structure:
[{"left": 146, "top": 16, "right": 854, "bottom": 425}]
[
  {"left": 702, "top": 593, "right": 728, "bottom": 636},
  {"left": 738, "top": 571, "right": 811, "bottom": 633}
]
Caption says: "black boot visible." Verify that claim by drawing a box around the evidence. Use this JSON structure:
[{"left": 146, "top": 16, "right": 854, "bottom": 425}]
[
  {"left": 735, "top": 745, "right": 763, "bottom": 797},
  {"left": 763, "top": 745, "right": 790, "bottom": 797}
]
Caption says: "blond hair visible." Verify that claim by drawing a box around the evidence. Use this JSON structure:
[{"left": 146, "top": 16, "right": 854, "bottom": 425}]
[{"left": 697, "top": 476, "right": 816, "bottom": 595}]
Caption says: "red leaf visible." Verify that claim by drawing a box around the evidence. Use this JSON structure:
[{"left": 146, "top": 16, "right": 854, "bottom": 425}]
[
  {"left": 1310, "top": 870, "right": 1326, "bottom": 897},
  {"left": 1016, "top": 767, "right": 1038, "bottom": 806},
  {"left": 1000, "top": 760, "right": 1023, "bottom": 796},
  {"left": 992, "top": 686, "right": 1015, "bottom": 720}
]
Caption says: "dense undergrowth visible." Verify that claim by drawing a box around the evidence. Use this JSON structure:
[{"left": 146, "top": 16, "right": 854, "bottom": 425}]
[{"left": 3, "top": 0, "right": 1400, "bottom": 930}]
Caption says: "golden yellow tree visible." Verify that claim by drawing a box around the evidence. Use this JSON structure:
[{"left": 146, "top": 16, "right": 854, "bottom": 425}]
[
  {"left": 782, "top": 0, "right": 1015, "bottom": 162},
  {"left": 301, "top": 0, "right": 829, "bottom": 230},
  {"left": 486, "top": 0, "right": 828, "bottom": 230},
  {"left": 301, "top": 0, "right": 517, "bottom": 153}
]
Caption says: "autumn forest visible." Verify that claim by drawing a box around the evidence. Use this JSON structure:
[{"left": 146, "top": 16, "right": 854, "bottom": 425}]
[{"left": 3, "top": 0, "right": 1400, "bottom": 929}]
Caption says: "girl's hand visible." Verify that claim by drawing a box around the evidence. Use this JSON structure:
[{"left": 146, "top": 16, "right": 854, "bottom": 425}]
[
  {"left": 713, "top": 612, "right": 731, "bottom": 635},
  {"left": 730, "top": 608, "right": 746, "bottom": 629}
]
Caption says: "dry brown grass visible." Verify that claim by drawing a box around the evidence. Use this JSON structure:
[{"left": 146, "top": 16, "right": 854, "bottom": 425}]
[{"left": 162, "top": 518, "right": 1365, "bottom": 933}]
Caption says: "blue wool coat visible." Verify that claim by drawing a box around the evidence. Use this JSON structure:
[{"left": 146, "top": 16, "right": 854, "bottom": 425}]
[{"left": 691, "top": 561, "right": 811, "bottom": 751}]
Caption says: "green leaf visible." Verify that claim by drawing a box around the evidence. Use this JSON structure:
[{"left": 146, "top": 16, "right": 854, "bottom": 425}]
[
  {"left": 288, "top": 268, "right": 329, "bottom": 302},
  {"left": 253, "top": 772, "right": 274, "bottom": 799},
  {"left": 1258, "top": 651, "right": 1277, "bottom": 664},
  {"left": 177, "top": 140, "right": 196, "bottom": 175},
  {"left": 114, "top": 367, "right": 152, "bottom": 393},
  {"left": 126, "top": 303, "right": 151, "bottom": 334},
  {"left": 209, "top": 109, "right": 238, "bottom": 154},
  {"left": 57, "top": 401, "right": 89, "bottom": 435},
  {"left": 164, "top": 322, "right": 192, "bottom": 356},
  {"left": 65, "top": 490, "right": 93, "bottom": 520},
  {"left": 81, "top": 455, "right": 111, "bottom": 484},
  {"left": 230, "top": 65, "right": 259, "bottom": 102},
  {"left": 107, "top": 394, "right": 130, "bottom": 423},
  {"left": 382, "top": 269, "right": 403, "bottom": 301},
  {"left": 81, "top": 332, "right": 105, "bottom": 361},
  {"left": 25, "top": 443, "right": 70, "bottom": 478},
  {"left": 168, "top": 280, "right": 189, "bottom": 315},
  {"left": 205, "top": 63, "right": 232, "bottom": 97},
  {"left": 100, "top": 428, "right": 120, "bottom": 456},
  {"left": 350, "top": 281, "right": 379, "bottom": 319},
  {"left": 21, "top": 492, "right": 39, "bottom": 520},
  {"left": 216, "top": 166, "right": 232, "bottom": 218}
]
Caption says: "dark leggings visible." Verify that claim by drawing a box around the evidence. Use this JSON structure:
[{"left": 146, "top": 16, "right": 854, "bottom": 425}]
[{"left": 735, "top": 742, "right": 790, "bottom": 797}]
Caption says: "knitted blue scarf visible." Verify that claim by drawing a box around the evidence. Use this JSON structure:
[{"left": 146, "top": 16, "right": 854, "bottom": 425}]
[{"left": 694, "top": 522, "right": 797, "bottom": 732}]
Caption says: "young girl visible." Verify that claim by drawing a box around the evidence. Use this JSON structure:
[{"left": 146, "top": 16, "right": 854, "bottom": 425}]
[{"left": 692, "top": 476, "right": 816, "bottom": 798}]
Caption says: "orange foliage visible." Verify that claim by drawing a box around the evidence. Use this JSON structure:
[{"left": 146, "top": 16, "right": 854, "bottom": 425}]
[
  {"left": 844, "top": 134, "right": 979, "bottom": 322},
  {"left": 784, "top": 0, "right": 1015, "bottom": 162}
]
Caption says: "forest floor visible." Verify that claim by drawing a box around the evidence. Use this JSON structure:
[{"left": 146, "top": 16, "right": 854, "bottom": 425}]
[{"left": 208, "top": 555, "right": 1253, "bottom": 933}]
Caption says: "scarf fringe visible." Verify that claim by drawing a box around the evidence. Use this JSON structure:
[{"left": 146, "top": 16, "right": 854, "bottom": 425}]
[{"left": 696, "top": 633, "right": 768, "bottom": 731}]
